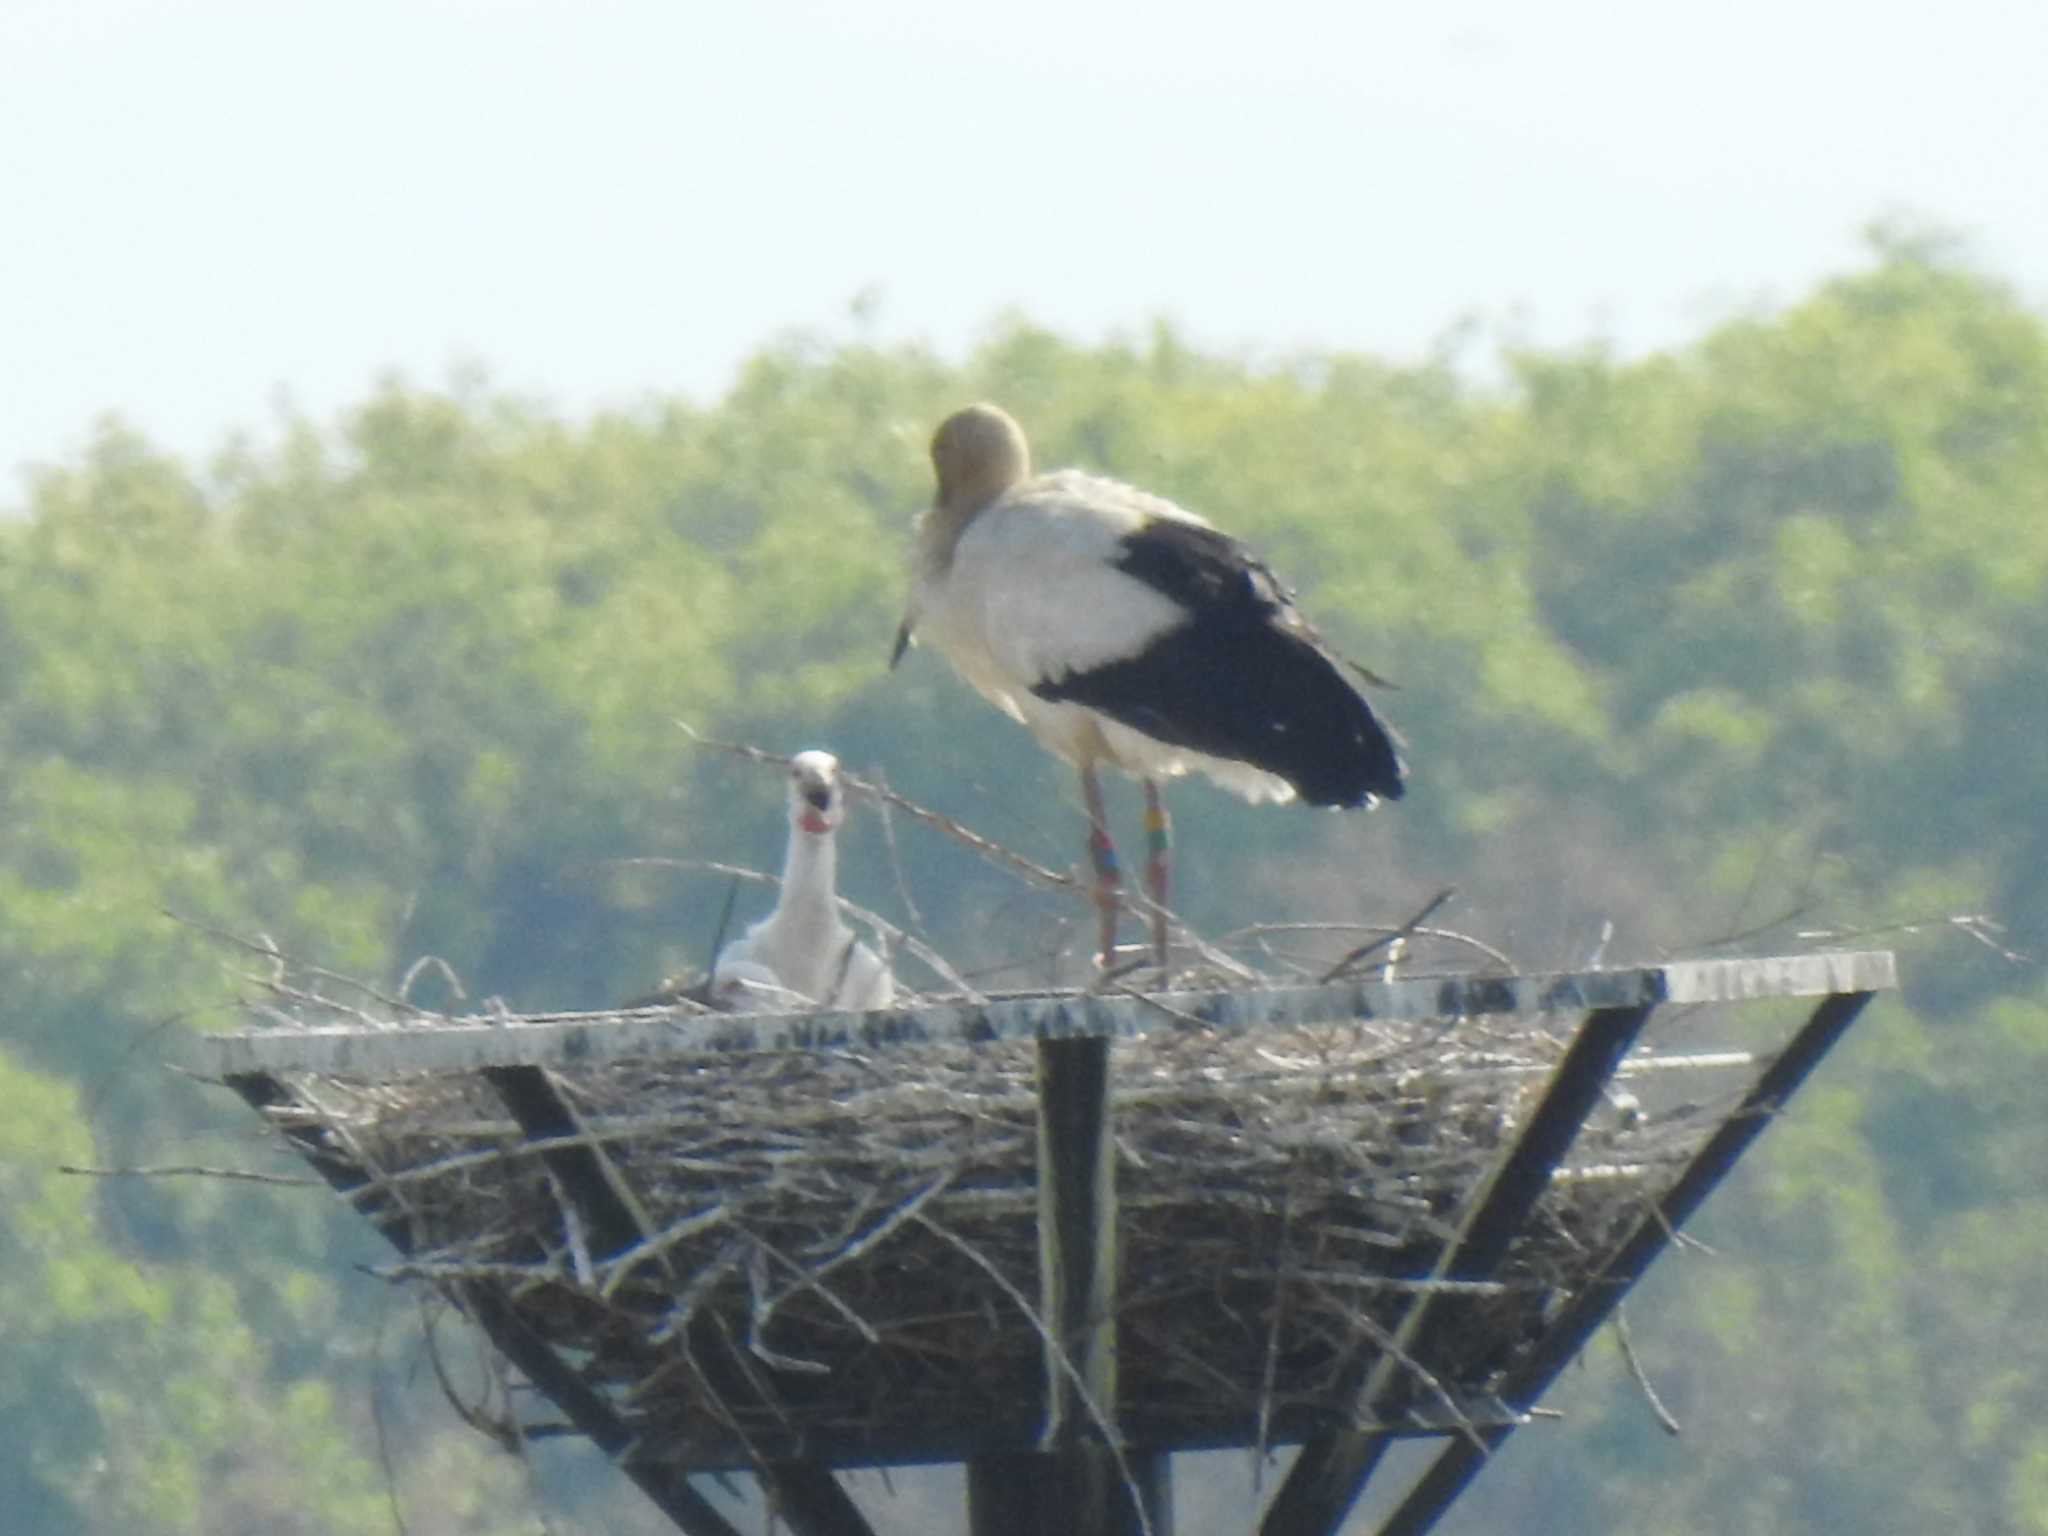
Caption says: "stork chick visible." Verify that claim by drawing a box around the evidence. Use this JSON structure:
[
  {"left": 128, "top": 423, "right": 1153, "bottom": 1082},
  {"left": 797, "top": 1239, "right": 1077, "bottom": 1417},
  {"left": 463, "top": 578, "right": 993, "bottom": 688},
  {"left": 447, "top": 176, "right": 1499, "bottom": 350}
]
[
  {"left": 712, "top": 751, "right": 894, "bottom": 1010},
  {"left": 893, "top": 404, "right": 1405, "bottom": 970}
]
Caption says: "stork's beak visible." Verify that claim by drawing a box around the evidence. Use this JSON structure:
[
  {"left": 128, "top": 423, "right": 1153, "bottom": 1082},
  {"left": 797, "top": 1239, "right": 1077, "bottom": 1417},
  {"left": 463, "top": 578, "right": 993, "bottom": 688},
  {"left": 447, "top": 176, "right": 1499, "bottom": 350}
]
[{"left": 888, "top": 621, "right": 913, "bottom": 669}]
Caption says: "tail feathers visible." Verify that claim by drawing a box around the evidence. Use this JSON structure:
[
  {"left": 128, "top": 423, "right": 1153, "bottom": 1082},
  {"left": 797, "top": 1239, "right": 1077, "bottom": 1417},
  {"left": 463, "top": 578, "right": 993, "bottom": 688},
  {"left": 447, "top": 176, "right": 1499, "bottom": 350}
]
[{"left": 1035, "top": 621, "right": 1405, "bottom": 808}]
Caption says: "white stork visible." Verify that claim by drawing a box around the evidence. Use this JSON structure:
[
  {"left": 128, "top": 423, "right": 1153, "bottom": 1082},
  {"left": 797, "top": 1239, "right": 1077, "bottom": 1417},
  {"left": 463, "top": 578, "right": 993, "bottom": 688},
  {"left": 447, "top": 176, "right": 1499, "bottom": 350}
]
[
  {"left": 892, "top": 403, "right": 1405, "bottom": 969},
  {"left": 711, "top": 751, "right": 895, "bottom": 1010}
]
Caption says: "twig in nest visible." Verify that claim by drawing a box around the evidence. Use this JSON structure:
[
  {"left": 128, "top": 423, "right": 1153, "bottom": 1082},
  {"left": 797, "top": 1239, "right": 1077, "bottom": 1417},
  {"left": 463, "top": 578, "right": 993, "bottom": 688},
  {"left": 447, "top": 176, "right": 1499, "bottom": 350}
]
[
  {"left": 397, "top": 954, "right": 467, "bottom": 1005},
  {"left": 1700, "top": 902, "right": 1817, "bottom": 952},
  {"left": 425, "top": 1291, "right": 522, "bottom": 1454},
  {"left": 597, "top": 856, "right": 984, "bottom": 1001},
  {"left": 1797, "top": 910, "right": 2030, "bottom": 965},
  {"left": 706, "top": 875, "right": 742, "bottom": 984},
  {"left": 600, "top": 1203, "right": 734, "bottom": 1301},
  {"left": 57, "top": 1162, "right": 315, "bottom": 1186},
  {"left": 914, "top": 1213, "right": 1157, "bottom": 1536},
  {"left": 167, "top": 909, "right": 435, "bottom": 1018},
  {"left": 745, "top": 1243, "right": 832, "bottom": 1374},
  {"left": 869, "top": 761, "right": 926, "bottom": 932},
  {"left": 1318, "top": 887, "right": 1458, "bottom": 983},
  {"left": 679, "top": 720, "right": 1075, "bottom": 893},
  {"left": 755, "top": 1171, "right": 955, "bottom": 1324},
  {"left": 369, "top": 1297, "right": 413, "bottom": 1536},
  {"left": 1216, "top": 921, "right": 1515, "bottom": 973},
  {"left": 1613, "top": 1306, "right": 1681, "bottom": 1435},
  {"left": 1255, "top": 1196, "right": 1295, "bottom": 1481},
  {"left": 683, "top": 725, "right": 1261, "bottom": 983}
]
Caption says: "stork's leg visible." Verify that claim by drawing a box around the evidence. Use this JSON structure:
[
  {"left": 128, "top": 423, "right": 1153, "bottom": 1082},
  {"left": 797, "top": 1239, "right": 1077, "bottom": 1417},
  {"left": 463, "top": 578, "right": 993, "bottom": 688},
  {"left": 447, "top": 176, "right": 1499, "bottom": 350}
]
[
  {"left": 1141, "top": 778, "right": 1171, "bottom": 973},
  {"left": 1079, "top": 763, "right": 1120, "bottom": 967}
]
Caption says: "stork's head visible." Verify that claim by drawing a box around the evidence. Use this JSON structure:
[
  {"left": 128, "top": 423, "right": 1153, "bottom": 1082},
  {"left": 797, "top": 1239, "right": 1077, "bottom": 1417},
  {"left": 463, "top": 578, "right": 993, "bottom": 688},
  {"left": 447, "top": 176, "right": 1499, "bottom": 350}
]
[
  {"left": 931, "top": 403, "right": 1030, "bottom": 516},
  {"left": 787, "top": 750, "right": 846, "bottom": 836}
]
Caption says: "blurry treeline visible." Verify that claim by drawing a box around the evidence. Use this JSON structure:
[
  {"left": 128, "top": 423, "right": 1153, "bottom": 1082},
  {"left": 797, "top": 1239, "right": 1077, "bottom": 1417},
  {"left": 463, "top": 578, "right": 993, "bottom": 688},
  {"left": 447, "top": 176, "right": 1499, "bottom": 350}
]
[{"left": 1, "top": 232, "right": 2042, "bottom": 1534}]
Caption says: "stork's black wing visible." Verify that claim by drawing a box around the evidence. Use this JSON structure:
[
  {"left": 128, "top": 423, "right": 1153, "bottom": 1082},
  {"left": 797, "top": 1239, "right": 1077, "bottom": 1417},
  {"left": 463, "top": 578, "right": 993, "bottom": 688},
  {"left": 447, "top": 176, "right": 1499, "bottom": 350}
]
[{"left": 1032, "top": 518, "right": 1406, "bottom": 808}]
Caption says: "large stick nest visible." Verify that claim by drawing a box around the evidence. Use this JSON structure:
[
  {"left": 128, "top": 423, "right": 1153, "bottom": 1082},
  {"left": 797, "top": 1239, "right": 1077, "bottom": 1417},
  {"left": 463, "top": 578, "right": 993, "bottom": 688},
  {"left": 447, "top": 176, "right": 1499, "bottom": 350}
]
[{"left": 238, "top": 968, "right": 1752, "bottom": 1469}]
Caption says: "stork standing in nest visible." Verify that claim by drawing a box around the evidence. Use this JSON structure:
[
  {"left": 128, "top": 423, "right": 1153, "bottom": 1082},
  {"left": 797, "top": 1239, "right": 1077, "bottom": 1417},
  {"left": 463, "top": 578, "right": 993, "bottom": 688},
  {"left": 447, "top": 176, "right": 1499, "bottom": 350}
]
[
  {"left": 712, "top": 751, "right": 894, "bottom": 1010},
  {"left": 893, "top": 403, "right": 1405, "bottom": 970}
]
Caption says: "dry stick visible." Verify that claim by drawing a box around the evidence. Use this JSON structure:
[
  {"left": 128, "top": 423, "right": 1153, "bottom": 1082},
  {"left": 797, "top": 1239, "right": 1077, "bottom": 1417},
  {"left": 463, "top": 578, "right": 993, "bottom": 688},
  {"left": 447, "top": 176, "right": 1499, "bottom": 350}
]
[
  {"left": 679, "top": 722, "right": 1074, "bottom": 892},
  {"left": 422, "top": 1297, "right": 521, "bottom": 1454},
  {"left": 598, "top": 857, "right": 984, "bottom": 1001},
  {"left": 1698, "top": 902, "right": 1818, "bottom": 953},
  {"left": 738, "top": 1224, "right": 881, "bottom": 1355},
  {"left": 1254, "top": 1196, "right": 1297, "bottom": 1482},
  {"left": 239, "top": 968, "right": 409, "bottom": 1031},
  {"left": 1114, "top": 889, "right": 1260, "bottom": 983},
  {"left": 542, "top": 1164, "right": 597, "bottom": 1290},
  {"left": 1612, "top": 1306, "right": 1682, "bottom": 1435},
  {"left": 650, "top": 1238, "right": 750, "bottom": 1347},
  {"left": 742, "top": 1244, "right": 832, "bottom": 1374},
  {"left": 755, "top": 1171, "right": 956, "bottom": 1321},
  {"left": 601, "top": 1204, "right": 735, "bottom": 1301},
  {"left": 1226, "top": 1269, "right": 1510, "bottom": 1297},
  {"left": 397, "top": 954, "right": 468, "bottom": 1005},
  {"left": 1317, "top": 886, "right": 1460, "bottom": 984},
  {"left": 368, "top": 1260, "right": 562, "bottom": 1285},
  {"left": 368, "top": 1301, "right": 415, "bottom": 1536},
  {"left": 913, "top": 1213, "right": 1157, "bottom": 1536},
  {"left": 1796, "top": 910, "right": 2030, "bottom": 965},
  {"left": 489, "top": 1330, "right": 568, "bottom": 1536},
  {"left": 57, "top": 1162, "right": 316, "bottom": 1186},
  {"left": 1213, "top": 922, "right": 1505, "bottom": 970},
  {"left": 869, "top": 761, "right": 927, "bottom": 932},
  {"left": 1302, "top": 1282, "right": 1490, "bottom": 1454},
  {"left": 681, "top": 721, "right": 1258, "bottom": 983},
  {"left": 168, "top": 909, "right": 437, "bottom": 1018}
]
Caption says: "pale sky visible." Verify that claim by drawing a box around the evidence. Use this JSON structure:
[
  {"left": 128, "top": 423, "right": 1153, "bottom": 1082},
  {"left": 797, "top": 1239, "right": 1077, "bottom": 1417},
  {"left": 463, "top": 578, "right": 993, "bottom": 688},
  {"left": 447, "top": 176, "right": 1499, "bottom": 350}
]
[{"left": 4, "top": 0, "right": 2045, "bottom": 490}]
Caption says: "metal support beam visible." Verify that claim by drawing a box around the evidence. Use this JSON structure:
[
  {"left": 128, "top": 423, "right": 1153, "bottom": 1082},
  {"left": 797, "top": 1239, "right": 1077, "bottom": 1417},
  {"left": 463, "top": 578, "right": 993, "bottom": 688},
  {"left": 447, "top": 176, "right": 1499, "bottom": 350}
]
[
  {"left": 1025, "top": 1033, "right": 1156, "bottom": 1533},
  {"left": 480, "top": 1066, "right": 878, "bottom": 1536},
  {"left": 1366, "top": 988, "right": 1878, "bottom": 1536},
  {"left": 1037, "top": 1037, "right": 1119, "bottom": 1447},
  {"left": 1134, "top": 1450, "right": 1175, "bottom": 1536},
  {"left": 1261, "top": 1004, "right": 1656, "bottom": 1536},
  {"left": 761, "top": 1462, "right": 882, "bottom": 1536},
  {"left": 969, "top": 1452, "right": 1048, "bottom": 1536},
  {"left": 226, "top": 1073, "right": 745, "bottom": 1536},
  {"left": 482, "top": 1065, "right": 651, "bottom": 1256},
  {"left": 966, "top": 1448, "right": 1171, "bottom": 1536}
]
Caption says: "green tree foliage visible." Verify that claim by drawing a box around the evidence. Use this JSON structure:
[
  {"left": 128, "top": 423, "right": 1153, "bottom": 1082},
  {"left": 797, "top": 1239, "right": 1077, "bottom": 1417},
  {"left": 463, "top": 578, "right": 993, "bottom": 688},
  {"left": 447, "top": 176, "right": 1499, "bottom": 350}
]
[{"left": 0, "top": 237, "right": 2038, "bottom": 1531}]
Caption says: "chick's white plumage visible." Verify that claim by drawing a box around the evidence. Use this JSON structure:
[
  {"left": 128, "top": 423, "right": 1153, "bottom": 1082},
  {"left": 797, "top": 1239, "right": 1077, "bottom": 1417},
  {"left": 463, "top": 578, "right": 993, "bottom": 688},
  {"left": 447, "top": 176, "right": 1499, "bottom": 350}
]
[{"left": 712, "top": 751, "right": 894, "bottom": 1011}]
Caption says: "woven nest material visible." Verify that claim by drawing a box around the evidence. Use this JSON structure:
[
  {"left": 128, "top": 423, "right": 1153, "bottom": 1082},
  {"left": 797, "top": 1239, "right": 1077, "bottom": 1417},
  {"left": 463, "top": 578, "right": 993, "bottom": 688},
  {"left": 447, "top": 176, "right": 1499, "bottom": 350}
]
[{"left": 239, "top": 971, "right": 1752, "bottom": 1469}]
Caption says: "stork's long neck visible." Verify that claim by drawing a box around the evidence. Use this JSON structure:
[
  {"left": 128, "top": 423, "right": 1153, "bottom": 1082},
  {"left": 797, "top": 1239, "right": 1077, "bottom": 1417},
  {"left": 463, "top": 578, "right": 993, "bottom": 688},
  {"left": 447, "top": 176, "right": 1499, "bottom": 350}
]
[
  {"left": 780, "top": 822, "right": 841, "bottom": 925},
  {"left": 918, "top": 479, "right": 1015, "bottom": 578}
]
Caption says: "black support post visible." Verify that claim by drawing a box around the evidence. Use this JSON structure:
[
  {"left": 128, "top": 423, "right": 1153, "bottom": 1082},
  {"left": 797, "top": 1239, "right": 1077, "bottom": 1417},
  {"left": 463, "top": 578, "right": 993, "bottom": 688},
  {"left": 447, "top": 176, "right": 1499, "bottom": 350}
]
[
  {"left": 1261, "top": 1004, "right": 1658, "bottom": 1536},
  {"left": 1366, "top": 989, "right": 1878, "bottom": 1536}
]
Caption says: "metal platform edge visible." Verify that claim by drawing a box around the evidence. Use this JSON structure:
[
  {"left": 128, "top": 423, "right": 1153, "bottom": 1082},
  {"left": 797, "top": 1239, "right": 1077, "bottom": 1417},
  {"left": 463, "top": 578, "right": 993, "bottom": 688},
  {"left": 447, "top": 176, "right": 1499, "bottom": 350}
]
[{"left": 199, "top": 950, "right": 1897, "bottom": 1079}]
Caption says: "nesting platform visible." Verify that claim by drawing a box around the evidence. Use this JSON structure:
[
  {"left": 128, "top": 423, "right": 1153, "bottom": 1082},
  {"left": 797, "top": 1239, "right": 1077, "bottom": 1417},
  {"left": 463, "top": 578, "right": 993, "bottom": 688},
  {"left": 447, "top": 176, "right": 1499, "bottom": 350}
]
[{"left": 204, "top": 949, "right": 1894, "bottom": 1536}]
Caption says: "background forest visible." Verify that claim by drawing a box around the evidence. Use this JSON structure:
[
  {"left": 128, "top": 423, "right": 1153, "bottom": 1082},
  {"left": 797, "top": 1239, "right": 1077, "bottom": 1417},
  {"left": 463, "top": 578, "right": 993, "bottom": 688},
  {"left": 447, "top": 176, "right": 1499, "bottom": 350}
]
[{"left": 1, "top": 238, "right": 2042, "bottom": 1534}]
